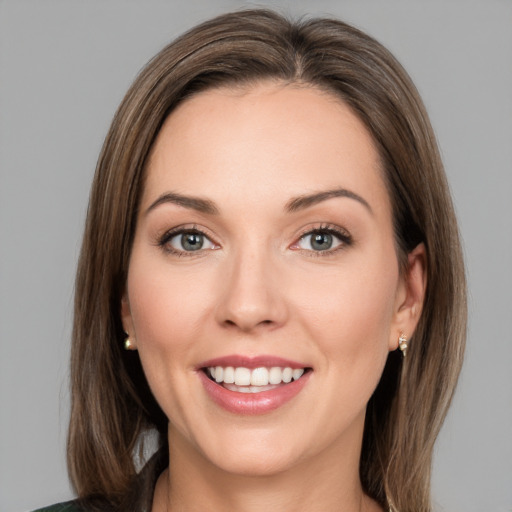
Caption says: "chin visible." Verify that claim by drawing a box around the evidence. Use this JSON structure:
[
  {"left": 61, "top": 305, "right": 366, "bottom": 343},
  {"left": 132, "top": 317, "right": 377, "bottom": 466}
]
[
  {"left": 182, "top": 423, "right": 309, "bottom": 477},
  {"left": 206, "top": 445, "right": 301, "bottom": 478}
]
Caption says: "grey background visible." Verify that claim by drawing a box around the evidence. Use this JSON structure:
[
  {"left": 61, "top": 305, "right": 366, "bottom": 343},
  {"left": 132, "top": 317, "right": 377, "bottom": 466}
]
[{"left": 1, "top": 1, "right": 511, "bottom": 511}]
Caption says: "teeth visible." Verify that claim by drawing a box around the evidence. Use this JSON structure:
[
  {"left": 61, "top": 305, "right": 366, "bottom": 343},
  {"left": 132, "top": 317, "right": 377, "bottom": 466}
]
[
  {"left": 250, "top": 367, "right": 269, "bottom": 386},
  {"left": 292, "top": 369, "right": 304, "bottom": 380},
  {"left": 234, "top": 367, "right": 251, "bottom": 386},
  {"left": 269, "top": 367, "right": 282, "bottom": 384},
  {"left": 207, "top": 366, "right": 305, "bottom": 387},
  {"left": 223, "top": 366, "right": 235, "bottom": 384},
  {"left": 224, "top": 383, "right": 280, "bottom": 393}
]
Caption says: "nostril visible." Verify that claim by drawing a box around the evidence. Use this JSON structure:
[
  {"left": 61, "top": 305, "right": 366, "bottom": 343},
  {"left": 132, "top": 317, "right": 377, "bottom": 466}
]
[{"left": 222, "top": 318, "right": 273, "bottom": 330}]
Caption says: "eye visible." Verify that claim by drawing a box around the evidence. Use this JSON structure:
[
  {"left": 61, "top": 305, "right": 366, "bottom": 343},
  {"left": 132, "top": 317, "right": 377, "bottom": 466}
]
[
  {"left": 292, "top": 226, "right": 351, "bottom": 253},
  {"left": 161, "top": 229, "right": 217, "bottom": 254}
]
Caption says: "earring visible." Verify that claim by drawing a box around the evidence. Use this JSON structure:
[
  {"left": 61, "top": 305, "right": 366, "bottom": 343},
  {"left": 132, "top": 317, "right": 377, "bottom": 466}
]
[
  {"left": 398, "top": 333, "right": 408, "bottom": 357},
  {"left": 124, "top": 337, "right": 137, "bottom": 351}
]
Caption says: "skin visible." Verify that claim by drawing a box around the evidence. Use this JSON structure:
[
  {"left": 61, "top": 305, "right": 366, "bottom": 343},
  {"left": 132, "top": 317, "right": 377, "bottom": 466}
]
[{"left": 122, "top": 82, "right": 426, "bottom": 512}]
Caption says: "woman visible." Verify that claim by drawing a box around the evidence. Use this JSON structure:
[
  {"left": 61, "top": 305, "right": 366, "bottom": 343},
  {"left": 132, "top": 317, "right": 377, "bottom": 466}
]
[{"left": 36, "top": 8, "right": 466, "bottom": 512}]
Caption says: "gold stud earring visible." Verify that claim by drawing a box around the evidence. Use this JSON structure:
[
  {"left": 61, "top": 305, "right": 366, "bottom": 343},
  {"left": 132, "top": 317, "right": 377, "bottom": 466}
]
[
  {"left": 398, "top": 333, "right": 408, "bottom": 357},
  {"left": 124, "top": 337, "right": 137, "bottom": 351}
]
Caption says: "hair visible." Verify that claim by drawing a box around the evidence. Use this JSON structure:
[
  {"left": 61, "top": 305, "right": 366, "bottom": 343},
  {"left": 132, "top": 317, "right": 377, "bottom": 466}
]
[{"left": 68, "top": 9, "right": 466, "bottom": 512}]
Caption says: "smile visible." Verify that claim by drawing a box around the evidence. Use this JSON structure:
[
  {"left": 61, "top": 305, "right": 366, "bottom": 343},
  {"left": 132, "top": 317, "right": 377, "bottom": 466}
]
[
  {"left": 198, "top": 356, "right": 312, "bottom": 414},
  {"left": 206, "top": 366, "right": 305, "bottom": 393}
]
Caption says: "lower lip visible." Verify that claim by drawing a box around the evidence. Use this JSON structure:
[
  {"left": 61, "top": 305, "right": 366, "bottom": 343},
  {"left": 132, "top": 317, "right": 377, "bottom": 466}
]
[{"left": 198, "top": 370, "right": 311, "bottom": 415}]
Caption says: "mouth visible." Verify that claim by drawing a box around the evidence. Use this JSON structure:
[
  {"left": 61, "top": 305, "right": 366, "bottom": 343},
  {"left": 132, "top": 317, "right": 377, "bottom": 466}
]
[
  {"left": 203, "top": 365, "right": 310, "bottom": 394},
  {"left": 197, "top": 356, "right": 312, "bottom": 415}
]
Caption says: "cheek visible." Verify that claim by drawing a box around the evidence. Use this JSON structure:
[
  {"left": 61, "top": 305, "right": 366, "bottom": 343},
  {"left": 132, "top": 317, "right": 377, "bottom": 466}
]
[
  {"left": 125, "top": 255, "right": 220, "bottom": 426},
  {"left": 292, "top": 253, "right": 399, "bottom": 366},
  {"left": 127, "top": 255, "right": 213, "bottom": 345},
  {"left": 125, "top": 257, "right": 219, "bottom": 408}
]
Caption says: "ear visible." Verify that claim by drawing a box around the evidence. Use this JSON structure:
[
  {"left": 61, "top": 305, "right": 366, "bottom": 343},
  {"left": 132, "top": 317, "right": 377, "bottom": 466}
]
[
  {"left": 121, "top": 292, "right": 136, "bottom": 343},
  {"left": 389, "top": 243, "right": 427, "bottom": 351}
]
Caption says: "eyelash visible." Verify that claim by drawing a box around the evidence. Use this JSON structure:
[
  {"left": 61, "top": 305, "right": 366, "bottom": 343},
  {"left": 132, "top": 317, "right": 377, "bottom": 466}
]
[
  {"left": 157, "top": 223, "right": 352, "bottom": 257},
  {"left": 158, "top": 225, "right": 217, "bottom": 257},
  {"left": 292, "top": 224, "right": 353, "bottom": 257}
]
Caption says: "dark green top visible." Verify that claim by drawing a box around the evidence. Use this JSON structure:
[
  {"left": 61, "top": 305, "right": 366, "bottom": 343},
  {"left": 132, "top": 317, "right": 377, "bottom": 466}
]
[
  {"left": 33, "top": 503, "right": 83, "bottom": 512},
  {"left": 33, "top": 448, "right": 168, "bottom": 512}
]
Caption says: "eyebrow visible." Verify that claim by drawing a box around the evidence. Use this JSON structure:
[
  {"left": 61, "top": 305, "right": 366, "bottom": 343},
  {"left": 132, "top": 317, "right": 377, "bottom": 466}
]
[
  {"left": 285, "top": 188, "right": 373, "bottom": 214},
  {"left": 145, "top": 187, "right": 372, "bottom": 217},
  {"left": 145, "top": 192, "right": 219, "bottom": 216}
]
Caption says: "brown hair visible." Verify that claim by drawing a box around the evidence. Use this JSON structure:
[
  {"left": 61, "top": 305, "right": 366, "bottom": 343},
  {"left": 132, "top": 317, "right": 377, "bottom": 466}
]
[{"left": 68, "top": 9, "right": 466, "bottom": 512}]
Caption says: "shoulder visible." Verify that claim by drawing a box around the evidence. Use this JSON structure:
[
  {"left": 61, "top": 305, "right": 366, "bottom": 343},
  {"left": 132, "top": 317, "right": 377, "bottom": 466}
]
[
  {"left": 32, "top": 501, "right": 86, "bottom": 512},
  {"left": 31, "top": 448, "right": 167, "bottom": 512}
]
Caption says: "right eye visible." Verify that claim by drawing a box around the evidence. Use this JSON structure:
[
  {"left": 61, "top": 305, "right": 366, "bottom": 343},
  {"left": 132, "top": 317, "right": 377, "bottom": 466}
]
[{"left": 161, "top": 229, "right": 217, "bottom": 255}]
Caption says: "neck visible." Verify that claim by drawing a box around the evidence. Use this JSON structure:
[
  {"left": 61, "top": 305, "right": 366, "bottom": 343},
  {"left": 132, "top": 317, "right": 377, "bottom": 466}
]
[{"left": 152, "top": 424, "right": 382, "bottom": 512}]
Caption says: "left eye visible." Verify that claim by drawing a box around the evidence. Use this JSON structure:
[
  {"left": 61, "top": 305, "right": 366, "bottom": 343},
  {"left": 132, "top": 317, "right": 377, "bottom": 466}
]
[
  {"left": 296, "top": 230, "right": 345, "bottom": 252},
  {"left": 167, "top": 231, "right": 216, "bottom": 252}
]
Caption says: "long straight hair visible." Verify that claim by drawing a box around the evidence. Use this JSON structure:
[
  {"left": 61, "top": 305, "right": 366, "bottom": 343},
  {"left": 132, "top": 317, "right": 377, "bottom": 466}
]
[{"left": 68, "top": 9, "right": 466, "bottom": 512}]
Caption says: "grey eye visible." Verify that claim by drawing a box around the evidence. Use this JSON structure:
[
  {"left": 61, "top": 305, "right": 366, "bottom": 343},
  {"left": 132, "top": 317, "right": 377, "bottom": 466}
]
[
  {"left": 297, "top": 230, "right": 343, "bottom": 252},
  {"left": 310, "top": 232, "right": 333, "bottom": 251},
  {"left": 181, "top": 232, "right": 204, "bottom": 251},
  {"left": 169, "top": 231, "right": 216, "bottom": 252}
]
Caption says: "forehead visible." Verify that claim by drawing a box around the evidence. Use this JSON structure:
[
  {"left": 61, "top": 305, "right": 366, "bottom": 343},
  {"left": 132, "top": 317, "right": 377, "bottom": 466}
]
[{"left": 143, "top": 82, "right": 390, "bottom": 217}]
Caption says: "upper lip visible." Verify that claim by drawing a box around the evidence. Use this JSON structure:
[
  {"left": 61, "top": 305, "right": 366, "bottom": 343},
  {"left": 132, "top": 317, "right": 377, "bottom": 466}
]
[{"left": 197, "top": 354, "right": 309, "bottom": 370}]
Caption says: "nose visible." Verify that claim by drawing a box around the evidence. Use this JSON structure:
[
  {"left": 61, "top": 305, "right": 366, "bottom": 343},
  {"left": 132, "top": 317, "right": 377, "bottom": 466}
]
[{"left": 215, "top": 246, "right": 288, "bottom": 333}]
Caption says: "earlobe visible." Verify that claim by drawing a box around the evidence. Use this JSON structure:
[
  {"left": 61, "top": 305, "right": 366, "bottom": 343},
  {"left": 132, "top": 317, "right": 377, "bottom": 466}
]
[
  {"left": 390, "top": 243, "right": 427, "bottom": 351},
  {"left": 121, "top": 294, "right": 138, "bottom": 350},
  {"left": 121, "top": 293, "right": 135, "bottom": 339}
]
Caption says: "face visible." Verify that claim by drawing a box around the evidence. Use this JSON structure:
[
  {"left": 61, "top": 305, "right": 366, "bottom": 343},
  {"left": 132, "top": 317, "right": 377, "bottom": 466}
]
[{"left": 122, "top": 82, "right": 423, "bottom": 477}]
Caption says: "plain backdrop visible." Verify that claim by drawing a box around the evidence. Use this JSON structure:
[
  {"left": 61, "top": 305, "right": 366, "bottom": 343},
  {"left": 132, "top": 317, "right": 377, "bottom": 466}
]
[{"left": 1, "top": 1, "right": 511, "bottom": 511}]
